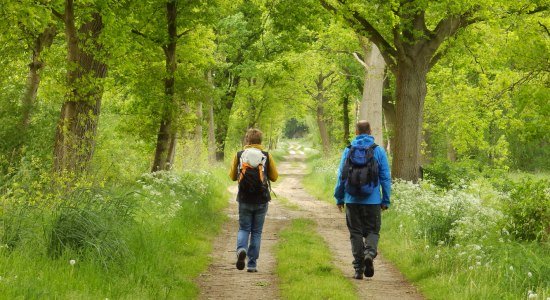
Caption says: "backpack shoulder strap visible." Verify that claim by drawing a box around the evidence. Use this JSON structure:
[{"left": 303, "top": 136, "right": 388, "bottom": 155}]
[
  {"left": 237, "top": 150, "right": 244, "bottom": 172},
  {"left": 261, "top": 151, "right": 270, "bottom": 171}
]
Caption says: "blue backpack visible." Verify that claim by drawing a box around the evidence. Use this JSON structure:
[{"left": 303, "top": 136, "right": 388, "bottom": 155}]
[{"left": 341, "top": 144, "right": 379, "bottom": 196}]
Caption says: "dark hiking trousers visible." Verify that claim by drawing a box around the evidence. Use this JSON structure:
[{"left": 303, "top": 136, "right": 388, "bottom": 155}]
[{"left": 345, "top": 204, "right": 381, "bottom": 270}]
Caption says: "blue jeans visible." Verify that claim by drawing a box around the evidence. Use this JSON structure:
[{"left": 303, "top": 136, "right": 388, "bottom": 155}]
[{"left": 236, "top": 202, "right": 269, "bottom": 269}]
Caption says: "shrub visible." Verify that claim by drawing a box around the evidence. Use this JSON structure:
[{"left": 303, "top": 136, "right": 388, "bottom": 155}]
[
  {"left": 47, "top": 188, "right": 135, "bottom": 267},
  {"left": 501, "top": 178, "right": 550, "bottom": 242},
  {"left": 423, "top": 159, "right": 481, "bottom": 189}
]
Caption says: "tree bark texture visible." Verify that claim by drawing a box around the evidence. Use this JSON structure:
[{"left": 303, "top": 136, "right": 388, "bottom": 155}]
[
  {"left": 53, "top": 1, "right": 107, "bottom": 173},
  {"left": 359, "top": 42, "right": 385, "bottom": 145},
  {"left": 392, "top": 58, "right": 428, "bottom": 181},
  {"left": 151, "top": 0, "right": 178, "bottom": 172}
]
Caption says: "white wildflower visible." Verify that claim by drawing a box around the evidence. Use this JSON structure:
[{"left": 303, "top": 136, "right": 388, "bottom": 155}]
[
  {"left": 69, "top": 259, "right": 76, "bottom": 266},
  {"left": 527, "top": 291, "right": 537, "bottom": 299},
  {"left": 425, "top": 245, "right": 430, "bottom": 250},
  {"left": 527, "top": 272, "right": 533, "bottom": 278},
  {"left": 435, "top": 254, "right": 440, "bottom": 259},
  {"left": 509, "top": 266, "right": 514, "bottom": 271},
  {"left": 469, "top": 266, "right": 474, "bottom": 270},
  {"left": 476, "top": 261, "right": 481, "bottom": 266}
]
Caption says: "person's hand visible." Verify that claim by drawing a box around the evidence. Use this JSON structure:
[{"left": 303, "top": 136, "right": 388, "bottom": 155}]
[
  {"left": 337, "top": 204, "right": 344, "bottom": 213},
  {"left": 381, "top": 204, "right": 388, "bottom": 211}
]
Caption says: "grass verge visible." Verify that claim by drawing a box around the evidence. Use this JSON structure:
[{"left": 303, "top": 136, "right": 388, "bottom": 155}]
[
  {"left": 275, "top": 218, "right": 357, "bottom": 300},
  {"left": 0, "top": 168, "right": 229, "bottom": 299}
]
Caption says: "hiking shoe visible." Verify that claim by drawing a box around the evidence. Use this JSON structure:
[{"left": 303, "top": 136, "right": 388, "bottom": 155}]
[
  {"left": 354, "top": 269, "right": 364, "bottom": 279},
  {"left": 364, "top": 254, "right": 374, "bottom": 277},
  {"left": 247, "top": 268, "right": 258, "bottom": 273},
  {"left": 236, "top": 249, "right": 246, "bottom": 270}
]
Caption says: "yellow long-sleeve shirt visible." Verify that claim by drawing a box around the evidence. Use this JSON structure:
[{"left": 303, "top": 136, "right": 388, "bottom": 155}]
[{"left": 228, "top": 144, "right": 278, "bottom": 182}]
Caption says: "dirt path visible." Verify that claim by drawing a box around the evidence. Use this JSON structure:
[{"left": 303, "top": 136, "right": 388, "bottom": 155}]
[{"left": 197, "top": 144, "right": 423, "bottom": 299}]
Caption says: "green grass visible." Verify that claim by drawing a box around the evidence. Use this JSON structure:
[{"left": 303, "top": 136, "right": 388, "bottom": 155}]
[
  {"left": 379, "top": 211, "right": 550, "bottom": 300},
  {"left": 0, "top": 169, "right": 229, "bottom": 299},
  {"left": 274, "top": 196, "right": 301, "bottom": 210},
  {"left": 301, "top": 155, "right": 338, "bottom": 205},
  {"left": 275, "top": 219, "right": 357, "bottom": 300}
]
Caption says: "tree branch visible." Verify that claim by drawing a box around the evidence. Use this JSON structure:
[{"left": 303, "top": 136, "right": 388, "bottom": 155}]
[
  {"left": 51, "top": 8, "right": 64, "bottom": 20},
  {"left": 131, "top": 29, "right": 163, "bottom": 45},
  {"left": 352, "top": 52, "right": 368, "bottom": 69},
  {"left": 176, "top": 28, "right": 192, "bottom": 39},
  {"left": 318, "top": 0, "right": 397, "bottom": 74},
  {"left": 540, "top": 22, "right": 550, "bottom": 37}
]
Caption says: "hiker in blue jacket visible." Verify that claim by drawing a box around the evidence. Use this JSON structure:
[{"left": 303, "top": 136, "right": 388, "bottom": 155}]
[{"left": 334, "top": 120, "right": 391, "bottom": 279}]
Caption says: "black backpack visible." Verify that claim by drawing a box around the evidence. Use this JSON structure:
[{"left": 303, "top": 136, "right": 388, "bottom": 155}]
[
  {"left": 237, "top": 149, "right": 271, "bottom": 203},
  {"left": 341, "top": 144, "right": 379, "bottom": 196}
]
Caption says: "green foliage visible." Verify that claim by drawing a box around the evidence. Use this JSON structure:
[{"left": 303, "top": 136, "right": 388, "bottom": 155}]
[
  {"left": 423, "top": 159, "right": 482, "bottom": 190},
  {"left": 276, "top": 218, "right": 357, "bottom": 300},
  {"left": 502, "top": 179, "right": 550, "bottom": 242},
  {"left": 283, "top": 118, "right": 309, "bottom": 139}
]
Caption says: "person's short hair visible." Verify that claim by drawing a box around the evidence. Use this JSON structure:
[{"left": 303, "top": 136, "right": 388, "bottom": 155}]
[
  {"left": 245, "top": 128, "right": 263, "bottom": 145},
  {"left": 356, "top": 121, "right": 371, "bottom": 135}
]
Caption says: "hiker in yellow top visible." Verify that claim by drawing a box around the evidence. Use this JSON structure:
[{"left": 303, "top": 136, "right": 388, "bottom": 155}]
[{"left": 229, "top": 128, "right": 278, "bottom": 272}]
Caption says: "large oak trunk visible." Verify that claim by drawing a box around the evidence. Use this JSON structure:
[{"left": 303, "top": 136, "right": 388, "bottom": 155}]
[
  {"left": 53, "top": 2, "right": 106, "bottom": 173},
  {"left": 392, "top": 59, "right": 428, "bottom": 182},
  {"left": 151, "top": 0, "right": 178, "bottom": 172},
  {"left": 359, "top": 42, "right": 385, "bottom": 144}
]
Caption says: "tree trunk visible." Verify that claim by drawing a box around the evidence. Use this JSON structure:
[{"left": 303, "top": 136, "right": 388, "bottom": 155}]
[
  {"left": 54, "top": 2, "right": 107, "bottom": 173},
  {"left": 215, "top": 74, "right": 240, "bottom": 160},
  {"left": 21, "top": 25, "right": 57, "bottom": 132},
  {"left": 316, "top": 105, "right": 330, "bottom": 154},
  {"left": 382, "top": 77, "right": 396, "bottom": 155},
  {"left": 392, "top": 59, "right": 428, "bottom": 182},
  {"left": 207, "top": 71, "right": 216, "bottom": 163},
  {"left": 359, "top": 42, "right": 385, "bottom": 144},
  {"left": 342, "top": 94, "right": 350, "bottom": 144},
  {"left": 151, "top": 0, "right": 178, "bottom": 172},
  {"left": 195, "top": 101, "right": 203, "bottom": 156}
]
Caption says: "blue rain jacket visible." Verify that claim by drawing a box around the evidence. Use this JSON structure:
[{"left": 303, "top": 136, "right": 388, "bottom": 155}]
[{"left": 334, "top": 134, "right": 391, "bottom": 207}]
